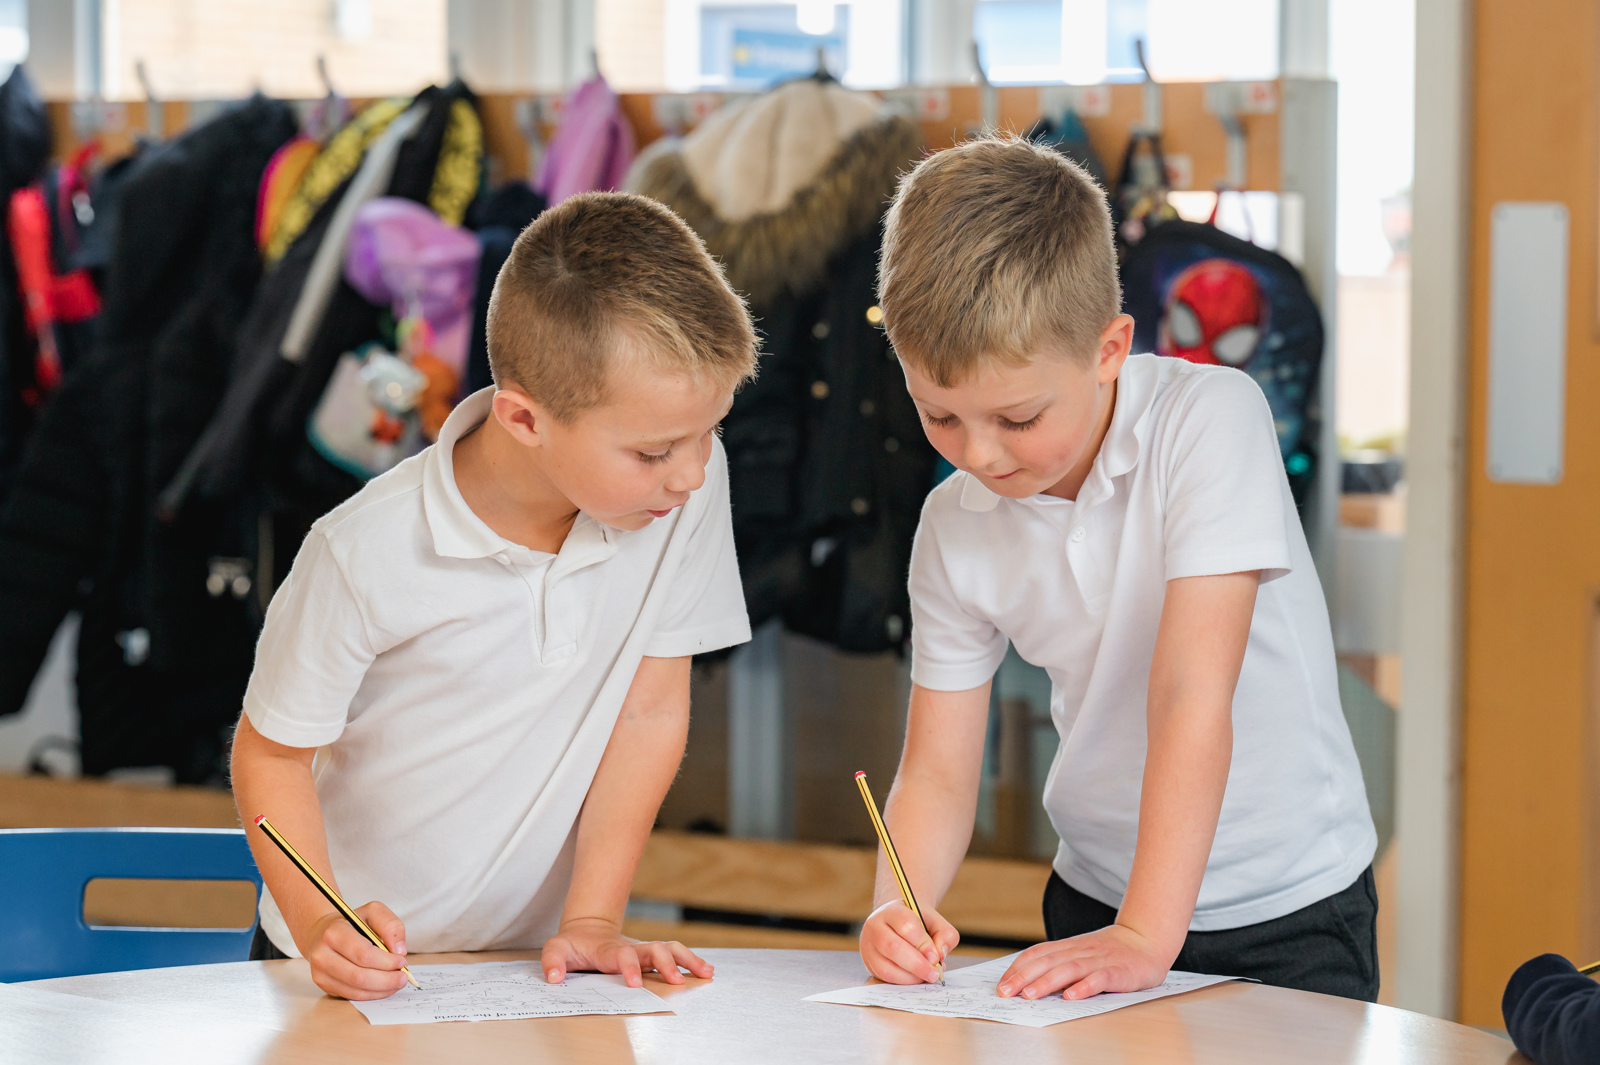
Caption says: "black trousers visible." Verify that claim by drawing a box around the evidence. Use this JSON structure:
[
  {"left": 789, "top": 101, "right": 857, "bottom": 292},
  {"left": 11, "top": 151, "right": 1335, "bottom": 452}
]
[
  {"left": 249, "top": 924, "right": 292, "bottom": 961},
  {"left": 1042, "top": 866, "right": 1379, "bottom": 1002}
]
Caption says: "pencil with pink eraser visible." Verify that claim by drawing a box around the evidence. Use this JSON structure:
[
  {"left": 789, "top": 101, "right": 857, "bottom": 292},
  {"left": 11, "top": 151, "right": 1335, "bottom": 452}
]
[
  {"left": 252, "top": 814, "right": 420, "bottom": 990},
  {"left": 854, "top": 771, "right": 945, "bottom": 985}
]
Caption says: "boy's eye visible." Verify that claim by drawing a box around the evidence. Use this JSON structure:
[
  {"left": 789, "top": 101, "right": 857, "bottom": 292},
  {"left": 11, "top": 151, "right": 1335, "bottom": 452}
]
[
  {"left": 999, "top": 413, "right": 1043, "bottom": 432},
  {"left": 922, "top": 412, "right": 958, "bottom": 429},
  {"left": 638, "top": 450, "right": 673, "bottom": 465}
]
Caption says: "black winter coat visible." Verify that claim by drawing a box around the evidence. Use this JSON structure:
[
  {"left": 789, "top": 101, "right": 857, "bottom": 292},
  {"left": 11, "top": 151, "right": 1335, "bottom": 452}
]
[
  {"left": 630, "top": 95, "right": 932, "bottom": 653},
  {"left": 166, "top": 82, "right": 484, "bottom": 537},
  {"left": 726, "top": 225, "right": 933, "bottom": 651},
  {"left": 0, "top": 65, "right": 51, "bottom": 496},
  {"left": 0, "top": 96, "right": 298, "bottom": 780}
]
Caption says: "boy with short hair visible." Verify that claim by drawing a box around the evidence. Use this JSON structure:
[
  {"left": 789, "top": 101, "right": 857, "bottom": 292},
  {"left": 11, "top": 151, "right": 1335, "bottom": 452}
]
[
  {"left": 859, "top": 136, "right": 1379, "bottom": 1001},
  {"left": 232, "top": 192, "right": 756, "bottom": 1000}
]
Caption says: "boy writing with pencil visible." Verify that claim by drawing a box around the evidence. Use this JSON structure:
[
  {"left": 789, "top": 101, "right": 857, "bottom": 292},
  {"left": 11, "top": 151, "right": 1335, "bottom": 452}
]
[
  {"left": 231, "top": 193, "right": 756, "bottom": 1000},
  {"left": 859, "top": 136, "right": 1379, "bottom": 1001}
]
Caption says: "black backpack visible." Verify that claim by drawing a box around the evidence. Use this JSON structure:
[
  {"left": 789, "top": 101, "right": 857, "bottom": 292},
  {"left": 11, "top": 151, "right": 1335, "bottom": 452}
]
[{"left": 1120, "top": 218, "right": 1324, "bottom": 510}]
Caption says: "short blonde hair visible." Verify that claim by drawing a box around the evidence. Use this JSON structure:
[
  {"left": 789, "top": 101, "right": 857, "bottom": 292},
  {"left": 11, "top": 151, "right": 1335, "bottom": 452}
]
[
  {"left": 487, "top": 192, "right": 757, "bottom": 420},
  {"left": 878, "top": 133, "right": 1121, "bottom": 386}
]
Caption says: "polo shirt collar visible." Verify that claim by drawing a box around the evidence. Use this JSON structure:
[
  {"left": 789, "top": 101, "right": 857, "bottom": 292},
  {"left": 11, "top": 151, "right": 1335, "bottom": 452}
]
[
  {"left": 1090, "top": 352, "right": 1158, "bottom": 486},
  {"left": 424, "top": 388, "right": 506, "bottom": 559},
  {"left": 421, "top": 388, "right": 622, "bottom": 569},
  {"left": 957, "top": 353, "right": 1159, "bottom": 513}
]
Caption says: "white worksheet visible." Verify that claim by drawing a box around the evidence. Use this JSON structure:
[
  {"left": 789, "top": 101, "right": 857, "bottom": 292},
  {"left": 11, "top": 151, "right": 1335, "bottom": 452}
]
[
  {"left": 349, "top": 962, "right": 672, "bottom": 1025},
  {"left": 805, "top": 953, "right": 1242, "bottom": 1027}
]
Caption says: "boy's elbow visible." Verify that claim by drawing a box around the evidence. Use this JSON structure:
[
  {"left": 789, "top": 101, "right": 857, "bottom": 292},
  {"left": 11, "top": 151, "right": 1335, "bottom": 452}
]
[{"left": 230, "top": 714, "right": 316, "bottom": 775}]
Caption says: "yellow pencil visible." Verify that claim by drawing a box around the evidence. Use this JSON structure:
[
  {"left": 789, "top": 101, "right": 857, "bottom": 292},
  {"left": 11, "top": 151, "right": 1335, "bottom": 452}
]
[
  {"left": 854, "top": 771, "right": 944, "bottom": 985},
  {"left": 1581, "top": 959, "right": 1600, "bottom": 976},
  {"left": 253, "top": 815, "right": 421, "bottom": 990}
]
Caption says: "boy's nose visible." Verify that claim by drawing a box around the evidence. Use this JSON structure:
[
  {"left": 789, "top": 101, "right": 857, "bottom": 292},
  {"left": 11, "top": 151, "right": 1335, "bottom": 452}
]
[
  {"left": 664, "top": 454, "right": 707, "bottom": 495},
  {"left": 962, "top": 433, "right": 1004, "bottom": 472}
]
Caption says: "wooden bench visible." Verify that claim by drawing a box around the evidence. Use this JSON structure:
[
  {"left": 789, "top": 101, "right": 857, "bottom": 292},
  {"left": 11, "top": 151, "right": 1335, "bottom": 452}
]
[
  {"left": 0, "top": 775, "right": 1051, "bottom": 954},
  {"left": 627, "top": 830, "right": 1047, "bottom": 955}
]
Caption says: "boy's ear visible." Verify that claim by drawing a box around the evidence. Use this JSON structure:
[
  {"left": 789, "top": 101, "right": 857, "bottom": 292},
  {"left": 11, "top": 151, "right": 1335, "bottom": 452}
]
[
  {"left": 490, "top": 384, "right": 547, "bottom": 447},
  {"left": 1096, "top": 314, "right": 1135, "bottom": 384}
]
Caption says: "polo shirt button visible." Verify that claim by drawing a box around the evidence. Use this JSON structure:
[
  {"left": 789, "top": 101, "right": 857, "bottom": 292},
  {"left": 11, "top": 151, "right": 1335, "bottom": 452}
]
[
  {"left": 495, "top": 553, "right": 510, "bottom": 565},
  {"left": 812, "top": 321, "right": 831, "bottom": 339},
  {"left": 851, "top": 497, "right": 870, "bottom": 515},
  {"left": 811, "top": 380, "right": 830, "bottom": 399},
  {"left": 1071, "top": 526, "right": 1086, "bottom": 543}
]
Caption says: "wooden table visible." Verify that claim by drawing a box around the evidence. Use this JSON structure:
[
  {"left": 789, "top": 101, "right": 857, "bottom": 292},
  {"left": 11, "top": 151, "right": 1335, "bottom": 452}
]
[{"left": 3, "top": 949, "right": 1523, "bottom": 1064}]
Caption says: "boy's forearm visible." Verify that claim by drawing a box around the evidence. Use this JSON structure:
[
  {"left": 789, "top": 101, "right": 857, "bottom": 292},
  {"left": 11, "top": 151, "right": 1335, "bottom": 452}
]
[
  {"left": 560, "top": 656, "right": 692, "bottom": 929},
  {"left": 230, "top": 715, "right": 341, "bottom": 950},
  {"left": 877, "top": 682, "right": 991, "bottom": 910},
  {"left": 878, "top": 773, "right": 976, "bottom": 909},
  {"left": 1118, "top": 571, "right": 1257, "bottom": 957},
  {"left": 1116, "top": 693, "right": 1232, "bottom": 956}
]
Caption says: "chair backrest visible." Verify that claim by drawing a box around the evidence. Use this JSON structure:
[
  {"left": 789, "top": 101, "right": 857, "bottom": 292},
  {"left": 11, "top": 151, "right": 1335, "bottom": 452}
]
[{"left": 0, "top": 827, "right": 262, "bottom": 982}]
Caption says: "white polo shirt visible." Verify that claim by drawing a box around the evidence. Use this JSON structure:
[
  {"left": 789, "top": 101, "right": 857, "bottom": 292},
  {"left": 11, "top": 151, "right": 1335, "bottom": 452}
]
[
  {"left": 244, "top": 388, "right": 750, "bottom": 955},
  {"left": 909, "top": 354, "right": 1375, "bottom": 931}
]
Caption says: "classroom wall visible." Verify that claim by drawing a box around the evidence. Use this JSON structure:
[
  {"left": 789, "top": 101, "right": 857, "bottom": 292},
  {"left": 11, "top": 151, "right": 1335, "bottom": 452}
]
[{"left": 1457, "top": 0, "right": 1600, "bottom": 1024}]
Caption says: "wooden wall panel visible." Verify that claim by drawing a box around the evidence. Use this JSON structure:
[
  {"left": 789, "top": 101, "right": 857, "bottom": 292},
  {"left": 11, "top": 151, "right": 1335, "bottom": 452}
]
[{"left": 1459, "top": 0, "right": 1600, "bottom": 1024}]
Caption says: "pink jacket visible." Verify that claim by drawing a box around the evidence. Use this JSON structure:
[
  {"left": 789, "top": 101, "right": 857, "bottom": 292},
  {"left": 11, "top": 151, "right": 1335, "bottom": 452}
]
[{"left": 535, "top": 77, "right": 637, "bottom": 205}]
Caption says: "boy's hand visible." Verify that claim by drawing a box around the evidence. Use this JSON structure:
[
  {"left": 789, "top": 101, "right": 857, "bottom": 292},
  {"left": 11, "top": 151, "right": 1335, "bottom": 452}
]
[
  {"left": 541, "top": 917, "right": 713, "bottom": 987},
  {"left": 997, "top": 923, "right": 1174, "bottom": 1001},
  {"left": 860, "top": 900, "right": 960, "bottom": 984},
  {"left": 302, "top": 901, "right": 410, "bottom": 1001}
]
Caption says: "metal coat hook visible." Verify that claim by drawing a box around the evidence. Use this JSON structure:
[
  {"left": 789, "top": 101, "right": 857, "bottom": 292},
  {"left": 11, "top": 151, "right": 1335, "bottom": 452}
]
[
  {"left": 591, "top": 48, "right": 602, "bottom": 80},
  {"left": 134, "top": 59, "right": 163, "bottom": 139},
  {"left": 316, "top": 54, "right": 337, "bottom": 98},
  {"left": 1201, "top": 82, "right": 1266, "bottom": 194},
  {"left": 971, "top": 41, "right": 998, "bottom": 132},
  {"left": 1218, "top": 111, "right": 1247, "bottom": 192},
  {"left": 1133, "top": 39, "right": 1161, "bottom": 134},
  {"left": 449, "top": 50, "right": 463, "bottom": 82}
]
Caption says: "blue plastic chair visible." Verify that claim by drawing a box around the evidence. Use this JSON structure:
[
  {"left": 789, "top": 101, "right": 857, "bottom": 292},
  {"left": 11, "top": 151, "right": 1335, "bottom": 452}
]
[{"left": 0, "top": 827, "right": 262, "bottom": 982}]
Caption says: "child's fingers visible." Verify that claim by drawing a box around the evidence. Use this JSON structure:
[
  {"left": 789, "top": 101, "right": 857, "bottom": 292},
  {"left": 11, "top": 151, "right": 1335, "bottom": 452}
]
[
  {"left": 541, "top": 938, "right": 572, "bottom": 983},
  {"left": 641, "top": 942, "right": 684, "bottom": 983},
  {"left": 865, "top": 949, "right": 938, "bottom": 985},
  {"left": 310, "top": 943, "right": 409, "bottom": 998},
  {"left": 1020, "top": 959, "right": 1092, "bottom": 1000},
  {"left": 997, "top": 944, "right": 1071, "bottom": 996},
  {"left": 888, "top": 911, "right": 945, "bottom": 969},
  {"left": 867, "top": 923, "right": 945, "bottom": 983},
  {"left": 615, "top": 943, "right": 644, "bottom": 988},
  {"left": 328, "top": 920, "right": 405, "bottom": 971},
  {"left": 1062, "top": 968, "right": 1112, "bottom": 1001},
  {"left": 924, "top": 908, "right": 961, "bottom": 957},
  {"left": 665, "top": 941, "right": 713, "bottom": 978},
  {"left": 355, "top": 901, "right": 407, "bottom": 956}
]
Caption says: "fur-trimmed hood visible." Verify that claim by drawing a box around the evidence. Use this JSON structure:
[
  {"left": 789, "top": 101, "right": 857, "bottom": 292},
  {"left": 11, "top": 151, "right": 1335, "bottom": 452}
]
[{"left": 627, "top": 80, "right": 922, "bottom": 306}]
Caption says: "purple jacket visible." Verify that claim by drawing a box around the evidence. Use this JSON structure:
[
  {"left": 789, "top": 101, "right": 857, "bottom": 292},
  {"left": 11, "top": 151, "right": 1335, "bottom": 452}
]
[{"left": 535, "top": 77, "right": 637, "bottom": 205}]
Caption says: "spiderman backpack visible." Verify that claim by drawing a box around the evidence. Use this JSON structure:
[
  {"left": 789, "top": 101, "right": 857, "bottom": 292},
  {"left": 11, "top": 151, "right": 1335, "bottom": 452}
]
[{"left": 1120, "top": 218, "right": 1324, "bottom": 510}]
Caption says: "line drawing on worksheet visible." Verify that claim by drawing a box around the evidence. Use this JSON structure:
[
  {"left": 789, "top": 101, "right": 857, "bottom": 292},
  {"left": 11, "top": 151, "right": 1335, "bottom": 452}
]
[
  {"left": 805, "top": 953, "right": 1242, "bottom": 1028},
  {"left": 350, "top": 961, "right": 672, "bottom": 1025}
]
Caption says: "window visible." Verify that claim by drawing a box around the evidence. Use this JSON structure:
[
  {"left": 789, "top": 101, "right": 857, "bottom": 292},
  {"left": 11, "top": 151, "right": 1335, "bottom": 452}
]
[
  {"left": 698, "top": 4, "right": 850, "bottom": 88},
  {"left": 975, "top": 0, "right": 1278, "bottom": 85},
  {"left": 617, "top": 0, "right": 903, "bottom": 91},
  {"left": 0, "top": 0, "right": 25, "bottom": 81},
  {"left": 99, "top": 0, "right": 447, "bottom": 100}
]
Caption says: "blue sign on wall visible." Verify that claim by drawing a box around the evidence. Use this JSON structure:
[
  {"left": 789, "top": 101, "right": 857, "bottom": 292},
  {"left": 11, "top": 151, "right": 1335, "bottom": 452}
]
[{"left": 731, "top": 28, "right": 845, "bottom": 85}]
